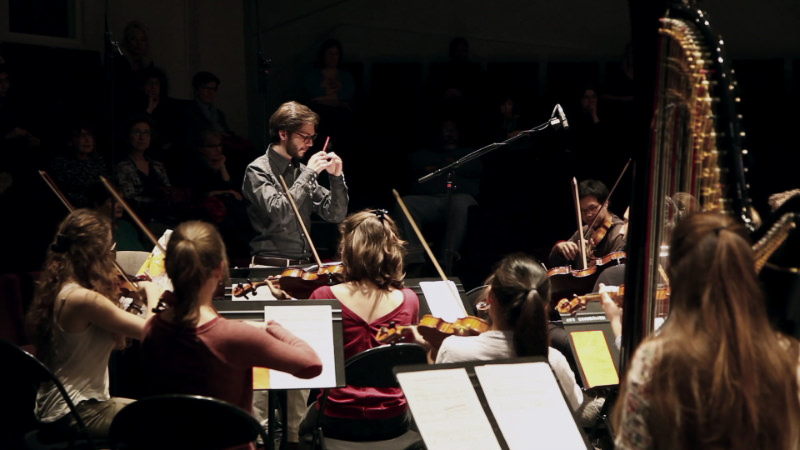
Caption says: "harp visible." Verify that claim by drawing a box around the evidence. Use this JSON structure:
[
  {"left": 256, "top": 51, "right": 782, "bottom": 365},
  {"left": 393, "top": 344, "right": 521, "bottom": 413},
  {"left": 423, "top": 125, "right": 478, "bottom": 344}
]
[{"left": 622, "top": 2, "right": 756, "bottom": 367}]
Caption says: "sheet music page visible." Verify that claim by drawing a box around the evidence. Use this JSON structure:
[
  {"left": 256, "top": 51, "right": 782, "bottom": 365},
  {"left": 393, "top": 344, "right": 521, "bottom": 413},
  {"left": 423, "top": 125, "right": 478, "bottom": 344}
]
[
  {"left": 396, "top": 368, "right": 501, "bottom": 450},
  {"left": 570, "top": 330, "right": 619, "bottom": 388},
  {"left": 419, "top": 281, "right": 466, "bottom": 322},
  {"left": 262, "top": 304, "right": 336, "bottom": 389},
  {"left": 474, "top": 362, "right": 587, "bottom": 450}
]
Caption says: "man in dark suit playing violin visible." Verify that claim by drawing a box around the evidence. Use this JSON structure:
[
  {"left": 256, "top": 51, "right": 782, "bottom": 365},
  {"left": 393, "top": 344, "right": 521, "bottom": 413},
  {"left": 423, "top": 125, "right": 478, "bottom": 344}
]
[
  {"left": 242, "top": 101, "right": 349, "bottom": 265},
  {"left": 548, "top": 179, "right": 626, "bottom": 269}
]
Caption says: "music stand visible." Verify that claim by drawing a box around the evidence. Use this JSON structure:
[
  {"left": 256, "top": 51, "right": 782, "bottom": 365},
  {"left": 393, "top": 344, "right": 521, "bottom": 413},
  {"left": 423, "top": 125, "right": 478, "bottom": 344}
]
[
  {"left": 558, "top": 302, "right": 620, "bottom": 389},
  {"left": 215, "top": 299, "right": 346, "bottom": 450},
  {"left": 394, "top": 356, "right": 591, "bottom": 450}
]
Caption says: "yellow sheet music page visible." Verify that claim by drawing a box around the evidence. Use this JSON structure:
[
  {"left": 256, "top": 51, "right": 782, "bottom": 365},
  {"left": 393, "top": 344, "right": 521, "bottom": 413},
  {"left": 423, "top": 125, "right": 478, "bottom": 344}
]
[{"left": 570, "top": 330, "right": 619, "bottom": 388}]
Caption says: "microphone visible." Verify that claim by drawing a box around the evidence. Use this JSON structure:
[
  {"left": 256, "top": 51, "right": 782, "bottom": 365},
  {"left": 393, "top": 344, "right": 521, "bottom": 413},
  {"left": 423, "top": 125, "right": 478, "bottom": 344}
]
[{"left": 556, "top": 104, "right": 569, "bottom": 130}]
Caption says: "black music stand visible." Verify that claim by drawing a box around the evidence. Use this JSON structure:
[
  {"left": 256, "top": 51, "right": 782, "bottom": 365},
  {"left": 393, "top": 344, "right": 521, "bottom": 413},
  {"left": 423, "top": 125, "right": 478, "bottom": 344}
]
[
  {"left": 558, "top": 302, "right": 620, "bottom": 390},
  {"left": 215, "top": 299, "right": 346, "bottom": 450},
  {"left": 394, "top": 356, "right": 591, "bottom": 450}
]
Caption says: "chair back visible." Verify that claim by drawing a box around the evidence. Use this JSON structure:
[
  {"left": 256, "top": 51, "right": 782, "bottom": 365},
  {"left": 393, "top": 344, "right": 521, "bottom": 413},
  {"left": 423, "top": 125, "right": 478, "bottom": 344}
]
[
  {"left": 109, "top": 394, "right": 268, "bottom": 450},
  {"left": 0, "top": 339, "right": 95, "bottom": 449},
  {"left": 344, "top": 343, "right": 428, "bottom": 388},
  {"left": 116, "top": 251, "right": 150, "bottom": 275}
]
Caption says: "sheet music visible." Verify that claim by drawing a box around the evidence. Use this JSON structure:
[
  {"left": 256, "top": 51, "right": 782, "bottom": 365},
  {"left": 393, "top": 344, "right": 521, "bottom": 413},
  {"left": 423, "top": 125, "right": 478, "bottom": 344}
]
[
  {"left": 262, "top": 304, "right": 337, "bottom": 389},
  {"left": 570, "top": 330, "right": 619, "bottom": 388},
  {"left": 419, "top": 281, "right": 466, "bottom": 322},
  {"left": 474, "top": 362, "right": 587, "bottom": 450},
  {"left": 396, "top": 368, "right": 501, "bottom": 450}
]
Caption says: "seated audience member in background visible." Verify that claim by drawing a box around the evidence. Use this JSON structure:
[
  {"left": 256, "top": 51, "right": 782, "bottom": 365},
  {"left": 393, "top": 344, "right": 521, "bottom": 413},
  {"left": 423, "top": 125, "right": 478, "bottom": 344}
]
[
  {"left": 299, "top": 209, "right": 420, "bottom": 442},
  {"left": 396, "top": 118, "right": 481, "bottom": 276},
  {"left": 184, "top": 129, "right": 253, "bottom": 260},
  {"left": 135, "top": 66, "right": 183, "bottom": 168},
  {"left": 48, "top": 122, "right": 109, "bottom": 208},
  {"left": 25, "top": 209, "right": 161, "bottom": 439},
  {"left": 613, "top": 212, "right": 800, "bottom": 449},
  {"left": 140, "top": 220, "right": 322, "bottom": 413},
  {"left": 113, "top": 115, "right": 174, "bottom": 230},
  {"left": 431, "top": 253, "right": 602, "bottom": 426},
  {"left": 86, "top": 182, "right": 147, "bottom": 252}
]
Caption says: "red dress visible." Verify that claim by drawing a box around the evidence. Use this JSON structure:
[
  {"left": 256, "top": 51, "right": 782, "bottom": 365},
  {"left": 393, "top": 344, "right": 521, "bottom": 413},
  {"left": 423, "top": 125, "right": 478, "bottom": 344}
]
[{"left": 309, "top": 285, "right": 420, "bottom": 419}]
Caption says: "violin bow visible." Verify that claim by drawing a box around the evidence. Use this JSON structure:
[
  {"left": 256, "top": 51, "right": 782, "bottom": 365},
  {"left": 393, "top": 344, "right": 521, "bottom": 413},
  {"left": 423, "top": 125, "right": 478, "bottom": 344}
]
[
  {"left": 277, "top": 174, "right": 324, "bottom": 268},
  {"left": 572, "top": 177, "right": 589, "bottom": 270},
  {"left": 99, "top": 176, "right": 165, "bottom": 254},
  {"left": 39, "top": 171, "right": 142, "bottom": 310},
  {"left": 392, "top": 189, "right": 463, "bottom": 308}
]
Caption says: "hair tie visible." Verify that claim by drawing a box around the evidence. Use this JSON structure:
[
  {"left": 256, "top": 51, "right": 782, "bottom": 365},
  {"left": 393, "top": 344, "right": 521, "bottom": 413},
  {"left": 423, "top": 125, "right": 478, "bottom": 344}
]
[
  {"left": 373, "top": 209, "right": 388, "bottom": 221},
  {"left": 50, "top": 234, "right": 73, "bottom": 253},
  {"left": 713, "top": 226, "right": 727, "bottom": 236}
]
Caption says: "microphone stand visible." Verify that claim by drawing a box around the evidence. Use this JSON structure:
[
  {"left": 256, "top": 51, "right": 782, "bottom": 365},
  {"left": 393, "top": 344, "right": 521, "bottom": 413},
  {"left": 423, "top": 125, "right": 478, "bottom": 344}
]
[{"left": 416, "top": 105, "right": 569, "bottom": 274}]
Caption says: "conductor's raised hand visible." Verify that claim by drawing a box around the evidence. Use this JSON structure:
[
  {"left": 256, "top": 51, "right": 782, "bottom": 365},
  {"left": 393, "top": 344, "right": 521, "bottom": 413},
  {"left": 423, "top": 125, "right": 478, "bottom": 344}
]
[
  {"left": 324, "top": 152, "right": 343, "bottom": 177},
  {"left": 306, "top": 150, "right": 333, "bottom": 174}
]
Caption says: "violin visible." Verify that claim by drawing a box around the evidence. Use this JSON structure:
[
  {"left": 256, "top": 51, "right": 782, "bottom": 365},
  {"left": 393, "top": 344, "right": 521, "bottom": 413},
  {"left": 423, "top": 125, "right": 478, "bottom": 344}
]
[
  {"left": 233, "top": 263, "right": 344, "bottom": 300},
  {"left": 277, "top": 263, "right": 344, "bottom": 299},
  {"left": 555, "top": 284, "right": 670, "bottom": 315},
  {"left": 587, "top": 217, "right": 614, "bottom": 257},
  {"left": 375, "top": 314, "right": 490, "bottom": 349},
  {"left": 117, "top": 272, "right": 153, "bottom": 313}
]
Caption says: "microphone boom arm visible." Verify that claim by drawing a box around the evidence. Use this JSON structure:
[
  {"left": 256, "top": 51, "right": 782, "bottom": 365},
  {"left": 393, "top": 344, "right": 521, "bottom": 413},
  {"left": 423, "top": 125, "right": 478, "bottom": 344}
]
[{"left": 418, "top": 104, "right": 568, "bottom": 184}]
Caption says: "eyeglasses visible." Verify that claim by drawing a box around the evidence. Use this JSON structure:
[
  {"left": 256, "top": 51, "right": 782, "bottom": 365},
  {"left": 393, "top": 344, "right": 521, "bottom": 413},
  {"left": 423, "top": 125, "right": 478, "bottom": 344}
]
[
  {"left": 110, "top": 241, "right": 118, "bottom": 253},
  {"left": 294, "top": 131, "right": 318, "bottom": 143},
  {"left": 580, "top": 203, "right": 602, "bottom": 215}
]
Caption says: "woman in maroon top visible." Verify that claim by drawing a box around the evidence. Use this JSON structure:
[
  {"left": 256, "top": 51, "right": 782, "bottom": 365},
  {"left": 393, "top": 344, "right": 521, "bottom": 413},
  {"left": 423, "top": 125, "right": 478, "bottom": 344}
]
[
  {"left": 140, "top": 221, "right": 322, "bottom": 413},
  {"left": 300, "top": 209, "right": 420, "bottom": 441}
]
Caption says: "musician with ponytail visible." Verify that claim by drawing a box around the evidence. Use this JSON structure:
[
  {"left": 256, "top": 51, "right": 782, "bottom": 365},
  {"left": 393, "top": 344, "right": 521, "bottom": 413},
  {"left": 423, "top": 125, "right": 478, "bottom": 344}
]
[
  {"left": 140, "top": 220, "right": 322, "bottom": 413},
  {"left": 435, "top": 253, "right": 602, "bottom": 425}
]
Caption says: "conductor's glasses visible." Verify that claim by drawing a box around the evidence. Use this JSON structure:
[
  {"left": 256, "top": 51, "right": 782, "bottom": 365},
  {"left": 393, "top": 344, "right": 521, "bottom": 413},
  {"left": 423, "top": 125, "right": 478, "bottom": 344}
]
[{"left": 294, "top": 131, "right": 318, "bottom": 144}]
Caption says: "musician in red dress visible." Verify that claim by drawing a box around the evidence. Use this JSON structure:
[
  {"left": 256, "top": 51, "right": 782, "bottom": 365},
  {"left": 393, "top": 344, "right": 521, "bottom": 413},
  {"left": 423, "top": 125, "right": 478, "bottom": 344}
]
[{"left": 299, "top": 209, "right": 420, "bottom": 442}]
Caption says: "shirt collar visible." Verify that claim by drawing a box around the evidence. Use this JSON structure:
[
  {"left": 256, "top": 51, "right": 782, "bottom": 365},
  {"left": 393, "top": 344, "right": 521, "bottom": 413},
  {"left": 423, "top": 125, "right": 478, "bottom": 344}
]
[{"left": 267, "top": 144, "right": 297, "bottom": 173}]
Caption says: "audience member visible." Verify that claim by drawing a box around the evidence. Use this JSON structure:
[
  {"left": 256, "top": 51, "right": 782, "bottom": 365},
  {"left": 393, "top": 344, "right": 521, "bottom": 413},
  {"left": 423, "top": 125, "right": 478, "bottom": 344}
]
[
  {"left": 113, "top": 115, "right": 174, "bottom": 230},
  {"left": 113, "top": 21, "right": 155, "bottom": 118},
  {"left": 299, "top": 209, "right": 420, "bottom": 442},
  {"left": 396, "top": 118, "right": 482, "bottom": 276},
  {"left": 140, "top": 220, "right": 322, "bottom": 414},
  {"left": 184, "top": 129, "right": 254, "bottom": 260},
  {"left": 613, "top": 212, "right": 800, "bottom": 449},
  {"left": 25, "top": 209, "right": 161, "bottom": 439},
  {"left": 86, "top": 181, "right": 147, "bottom": 252},
  {"left": 133, "top": 67, "right": 183, "bottom": 168},
  {"left": 425, "top": 37, "right": 487, "bottom": 146},
  {"left": 0, "top": 62, "right": 42, "bottom": 171},
  {"left": 48, "top": 121, "right": 109, "bottom": 208},
  {"left": 305, "top": 38, "right": 356, "bottom": 147},
  {"left": 183, "top": 70, "right": 254, "bottom": 182}
]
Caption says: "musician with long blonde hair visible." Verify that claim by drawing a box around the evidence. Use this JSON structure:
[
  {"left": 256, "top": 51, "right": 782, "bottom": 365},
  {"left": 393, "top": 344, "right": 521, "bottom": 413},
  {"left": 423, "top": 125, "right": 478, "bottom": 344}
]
[{"left": 613, "top": 212, "right": 800, "bottom": 449}]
